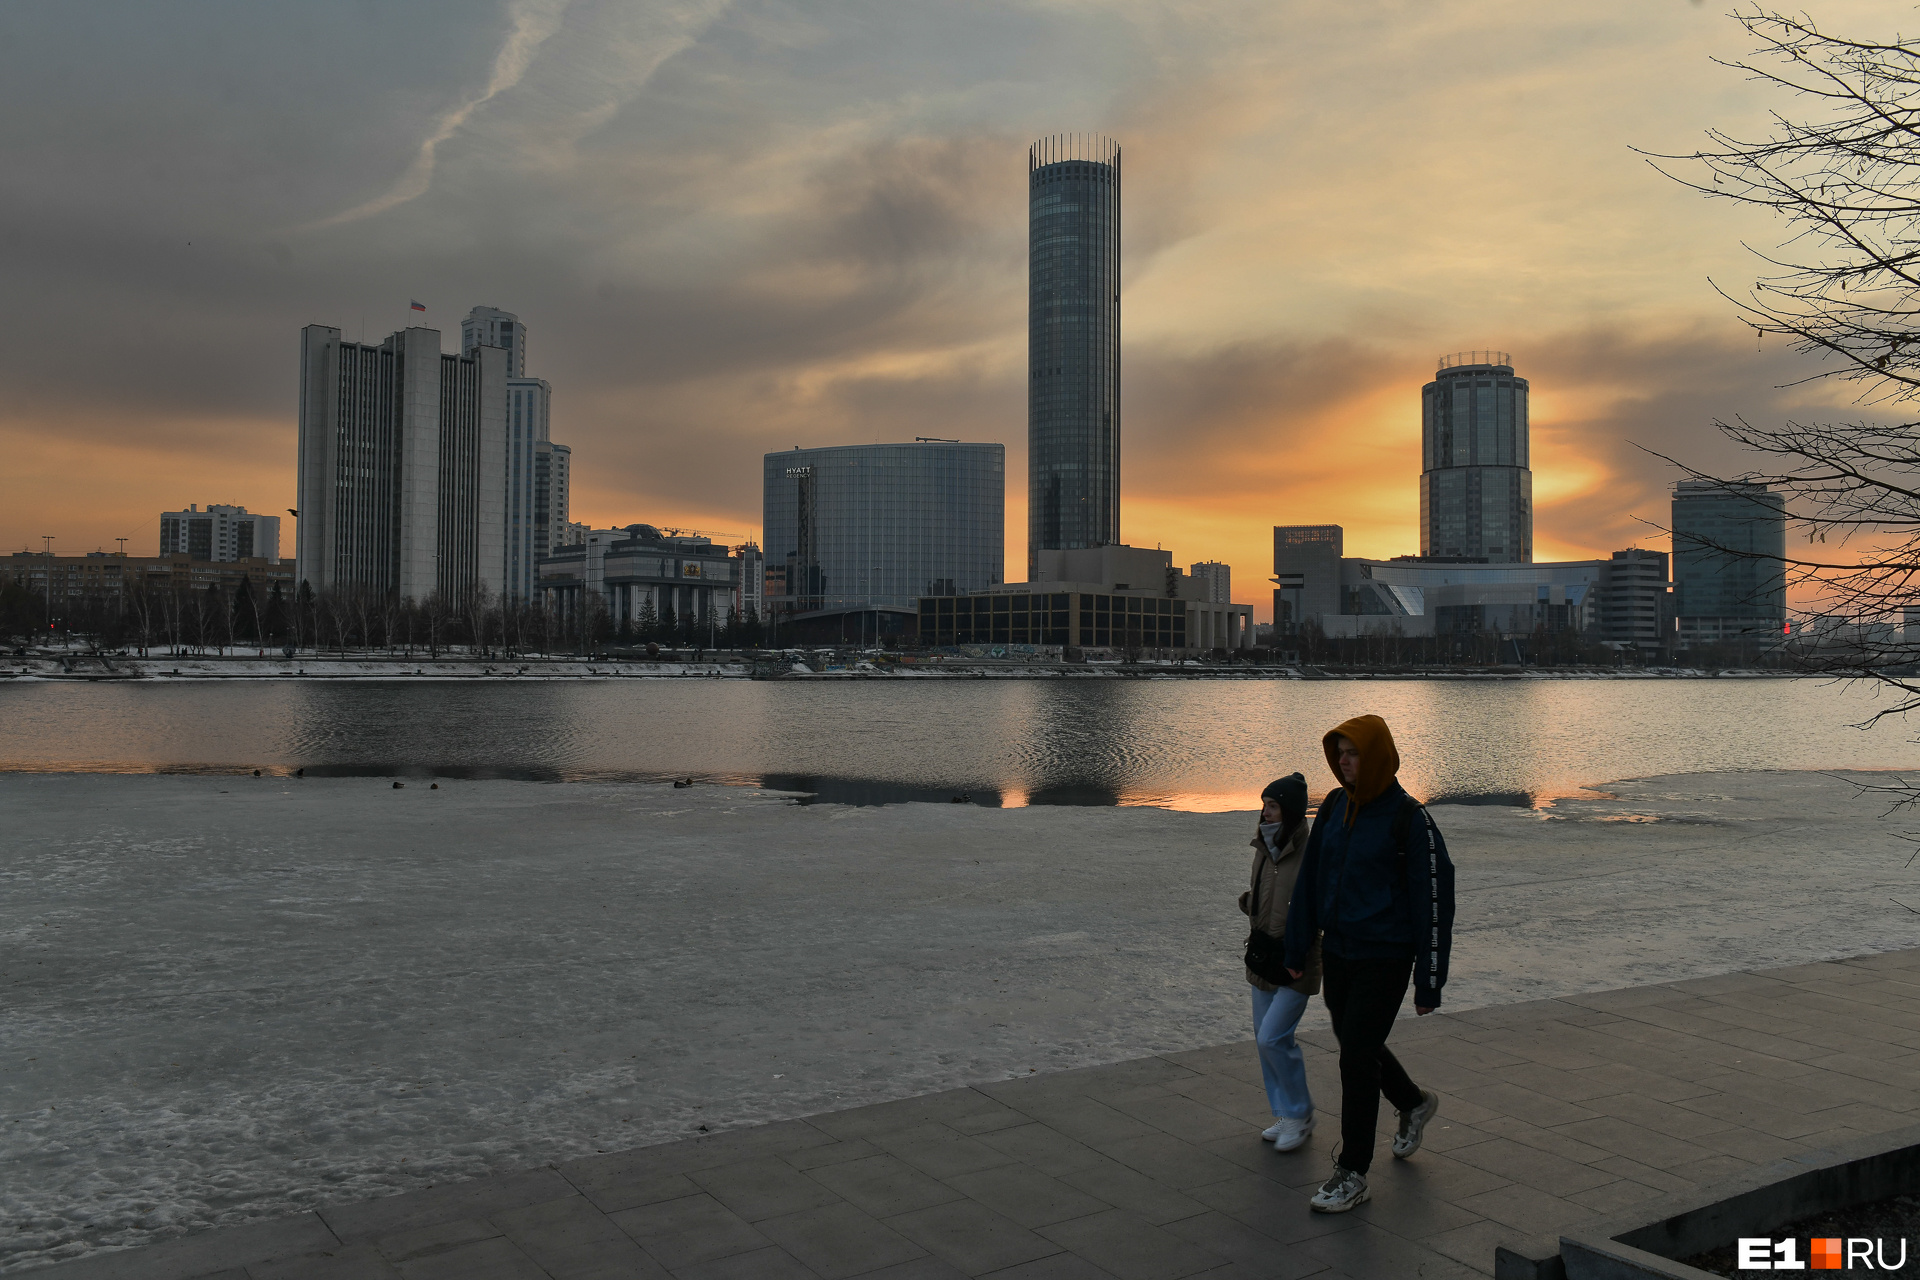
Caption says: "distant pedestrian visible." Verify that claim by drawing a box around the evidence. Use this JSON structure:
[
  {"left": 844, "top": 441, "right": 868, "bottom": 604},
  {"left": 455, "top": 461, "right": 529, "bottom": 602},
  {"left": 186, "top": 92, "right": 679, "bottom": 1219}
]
[
  {"left": 1239, "top": 772, "right": 1319, "bottom": 1152},
  {"left": 1284, "top": 714, "right": 1454, "bottom": 1213}
]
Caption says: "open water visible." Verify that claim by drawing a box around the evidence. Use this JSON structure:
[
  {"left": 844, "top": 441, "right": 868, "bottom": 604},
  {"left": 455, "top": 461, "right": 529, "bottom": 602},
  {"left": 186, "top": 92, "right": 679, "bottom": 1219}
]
[{"left": 2, "top": 676, "right": 1917, "bottom": 808}]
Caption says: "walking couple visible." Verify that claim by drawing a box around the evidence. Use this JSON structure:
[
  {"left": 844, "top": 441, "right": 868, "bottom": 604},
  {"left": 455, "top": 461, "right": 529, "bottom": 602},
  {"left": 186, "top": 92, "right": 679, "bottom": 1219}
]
[{"left": 1238, "top": 714, "right": 1456, "bottom": 1213}]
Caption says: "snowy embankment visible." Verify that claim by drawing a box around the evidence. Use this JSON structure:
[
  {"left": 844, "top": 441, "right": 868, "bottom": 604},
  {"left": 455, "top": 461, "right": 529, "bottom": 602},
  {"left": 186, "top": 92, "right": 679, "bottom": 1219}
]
[{"left": 4, "top": 770, "right": 1917, "bottom": 1271}]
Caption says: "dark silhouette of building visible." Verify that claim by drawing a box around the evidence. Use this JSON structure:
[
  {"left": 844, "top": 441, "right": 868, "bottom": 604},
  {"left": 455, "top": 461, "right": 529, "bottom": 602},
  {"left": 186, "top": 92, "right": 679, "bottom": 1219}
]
[
  {"left": 1421, "top": 351, "right": 1532, "bottom": 563},
  {"left": 1028, "top": 134, "right": 1121, "bottom": 578}
]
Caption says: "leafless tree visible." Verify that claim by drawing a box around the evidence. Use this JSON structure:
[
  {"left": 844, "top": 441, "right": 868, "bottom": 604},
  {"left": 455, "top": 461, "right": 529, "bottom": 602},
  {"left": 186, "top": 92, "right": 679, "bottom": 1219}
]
[{"left": 1641, "top": 8, "right": 1920, "bottom": 704}]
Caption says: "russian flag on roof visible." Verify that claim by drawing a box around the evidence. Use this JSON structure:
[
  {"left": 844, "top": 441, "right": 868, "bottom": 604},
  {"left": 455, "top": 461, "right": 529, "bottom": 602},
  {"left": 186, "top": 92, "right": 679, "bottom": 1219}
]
[{"left": 410, "top": 300, "right": 426, "bottom": 311}]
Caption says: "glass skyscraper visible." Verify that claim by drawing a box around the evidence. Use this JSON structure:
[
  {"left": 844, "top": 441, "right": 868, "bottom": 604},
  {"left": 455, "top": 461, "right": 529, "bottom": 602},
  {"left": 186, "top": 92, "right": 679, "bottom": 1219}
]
[
  {"left": 1420, "top": 351, "right": 1532, "bottom": 563},
  {"left": 762, "top": 442, "right": 1004, "bottom": 614},
  {"left": 1028, "top": 134, "right": 1121, "bottom": 579},
  {"left": 1671, "top": 479, "right": 1786, "bottom": 642}
]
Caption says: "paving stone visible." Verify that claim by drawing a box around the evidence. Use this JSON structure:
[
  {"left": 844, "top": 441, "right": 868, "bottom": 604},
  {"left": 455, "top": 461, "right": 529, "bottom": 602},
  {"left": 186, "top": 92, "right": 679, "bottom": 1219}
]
[
  {"left": 977, "top": 1122, "right": 1110, "bottom": 1177},
  {"left": 1587, "top": 1154, "right": 1698, "bottom": 1195},
  {"left": 1296, "top": 1220, "right": 1481, "bottom": 1280},
  {"left": 1101, "top": 1092, "right": 1251, "bottom": 1145},
  {"left": 873, "top": 1123, "right": 1020, "bottom": 1180},
  {"left": 247, "top": 1245, "right": 403, "bottom": 1280},
  {"left": 1184, "top": 1177, "right": 1365, "bottom": 1247},
  {"left": 1577, "top": 1091, "right": 1737, "bottom": 1139},
  {"left": 1568, "top": 1059, "right": 1716, "bottom": 1104},
  {"left": 373, "top": 1217, "right": 500, "bottom": 1265},
  {"left": 691, "top": 1156, "right": 845, "bottom": 1221},
  {"left": 1682, "top": 1125, "right": 1810, "bottom": 1164},
  {"left": 1666, "top": 1154, "right": 1755, "bottom": 1186},
  {"left": 1195, "top": 1132, "right": 1320, "bottom": 1187},
  {"left": 321, "top": 1171, "right": 576, "bottom": 1245},
  {"left": 1469, "top": 1114, "right": 1615, "bottom": 1165},
  {"left": 974, "top": 1256, "right": 1122, "bottom": 1280},
  {"left": 886, "top": 1199, "right": 1063, "bottom": 1275},
  {"left": 1059, "top": 1157, "right": 1211, "bottom": 1227},
  {"left": 754, "top": 1200, "right": 927, "bottom": 1279},
  {"left": 1158, "top": 1212, "right": 1334, "bottom": 1279},
  {"left": 1094, "top": 1133, "right": 1246, "bottom": 1191},
  {"left": 1802, "top": 1049, "right": 1920, "bottom": 1088},
  {"left": 1445, "top": 1139, "right": 1612, "bottom": 1199},
  {"left": 1453, "top": 1182, "right": 1597, "bottom": 1238},
  {"left": 946, "top": 1164, "right": 1113, "bottom": 1229},
  {"left": 1484, "top": 1060, "right": 1618, "bottom": 1102},
  {"left": 1037, "top": 1209, "right": 1229, "bottom": 1280},
  {"left": 488, "top": 1195, "right": 664, "bottom": 1279},
  {"left": 1450, "top": 1083, "right": 1601, "bottom": 1129},
  {"left": 1423, "top": 1217, "right": 1529, "bottom": 1275},
  {"left": 566, "top": 1166, "right": 699, "bottom": 1215},
  {"left": 1343, "top": 1170, "right": 1485, "bottom": 1241},
  {"left": 1004, "top": 1094, "right": 1163, "bottom": 1148},
  {"left": 671, "top": 1245, "right": 817, "bottom": 1280},
  {"left": 849, "top": 1258, "right": 972, "bottom": 1280},
  {"left": 1365, "top": 1149, "right": 1512, "bottom": 1205},
  {"left": 1551, "top": 1116, "right": 1718, "bottom": 1168},
  {"left": 1161, "top": 1073, "right": 1273, "bottom": 1128},
  {"left": 1565, "top": 1178, "right": 1668, "bottom": 1216},
  {"left": 808, "top": 1153, "right": 966, "bottom": 1217},
  {"left": 780, "top": 1136, "right": 884, "bottom": 1171},
  {"left": 392, "top": 1236, "right": 548, "bottom": 1280},
  {"left": 606, "top": 1193, "right": 769, "bottom": 1271}
]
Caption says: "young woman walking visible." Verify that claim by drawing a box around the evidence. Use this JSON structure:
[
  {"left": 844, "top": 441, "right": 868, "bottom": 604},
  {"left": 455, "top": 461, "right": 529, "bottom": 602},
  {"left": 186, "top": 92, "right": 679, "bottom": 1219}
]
[
  {"left": 1284, "top": 714, "right": 1455, "bottom": 1213},
  {"left": 1239, "top": 773, "right": 1319, "bottom": 1152}
]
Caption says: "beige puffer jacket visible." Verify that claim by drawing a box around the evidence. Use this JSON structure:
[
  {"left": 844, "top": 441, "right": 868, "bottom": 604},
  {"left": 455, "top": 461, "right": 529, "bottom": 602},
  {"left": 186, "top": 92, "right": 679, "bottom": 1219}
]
[{"left": 1238, "top": 819, "right": 1322, "bottom": 995}]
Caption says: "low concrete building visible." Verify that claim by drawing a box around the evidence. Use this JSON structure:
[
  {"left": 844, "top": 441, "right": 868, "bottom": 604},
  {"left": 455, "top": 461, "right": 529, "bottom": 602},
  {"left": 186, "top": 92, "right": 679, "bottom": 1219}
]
[
  {"left": 538, "top": 524, "right": 738, "bottom": 634},
  {"left": 917, "top": 544, "right": 1252, "bottom": 654}
]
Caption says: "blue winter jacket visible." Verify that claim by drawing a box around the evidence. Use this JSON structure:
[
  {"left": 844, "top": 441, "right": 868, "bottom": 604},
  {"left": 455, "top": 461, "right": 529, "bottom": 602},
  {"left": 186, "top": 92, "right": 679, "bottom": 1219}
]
[{"left": 1282, "top": 780, "right": 1456, "bottom": 1008}]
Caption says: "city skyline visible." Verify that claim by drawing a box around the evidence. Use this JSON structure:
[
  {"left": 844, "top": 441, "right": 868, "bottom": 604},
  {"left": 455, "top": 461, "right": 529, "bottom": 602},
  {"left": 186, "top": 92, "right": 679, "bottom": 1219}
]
[{"left": 1, "top": 1, "right": 1896, "bottom": 621}]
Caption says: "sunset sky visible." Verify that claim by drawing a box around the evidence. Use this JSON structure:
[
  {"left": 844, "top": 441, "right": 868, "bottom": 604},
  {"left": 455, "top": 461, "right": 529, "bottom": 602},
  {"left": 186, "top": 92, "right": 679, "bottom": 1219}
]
[{"left": 1, "top": 0, "right": 1894, "bottom": 619}]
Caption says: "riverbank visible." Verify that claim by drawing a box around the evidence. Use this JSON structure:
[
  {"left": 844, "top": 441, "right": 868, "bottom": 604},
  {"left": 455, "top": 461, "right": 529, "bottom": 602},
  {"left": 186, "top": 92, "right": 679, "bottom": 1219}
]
[
  {"left": 2, "top": 652, "right": 1801, "bottom": 680},
  {"left": 5, "top": 769, "right": 1917, "bottom": 1271}
]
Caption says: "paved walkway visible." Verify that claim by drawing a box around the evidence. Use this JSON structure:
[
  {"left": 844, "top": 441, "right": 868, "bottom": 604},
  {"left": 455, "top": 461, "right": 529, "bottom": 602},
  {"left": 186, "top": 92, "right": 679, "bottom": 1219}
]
[{"left": 37, "top": 948, "right": 1920, "bottom": 1280}]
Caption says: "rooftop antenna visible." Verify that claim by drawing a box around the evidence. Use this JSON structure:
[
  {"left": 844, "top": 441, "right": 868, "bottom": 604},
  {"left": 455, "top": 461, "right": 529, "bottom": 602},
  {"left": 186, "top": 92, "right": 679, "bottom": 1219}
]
[
  {"left": 115, "top": 538, "right": 128, "bottom": 556},
  {"left": 40, "top": 535, "right": 53, "bottom": 555}
]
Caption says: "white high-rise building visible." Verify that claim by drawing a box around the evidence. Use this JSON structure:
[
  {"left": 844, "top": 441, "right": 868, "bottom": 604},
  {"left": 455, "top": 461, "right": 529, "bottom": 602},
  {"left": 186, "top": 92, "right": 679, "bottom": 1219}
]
[
  {"left": 1189, "top": 561, "right": 1230, "bottom": 604},
  {"left": 295, "top": 325, "right": 507, "bottom": 600},
  {"left": 462, "top": 306, "right": 571, "bottom": 602},
  {"left": 160, "top": 504, "right": 281, "bottom": 563},
  {"left": 461, "top": 306, "right": 526, "bottom": 377}
]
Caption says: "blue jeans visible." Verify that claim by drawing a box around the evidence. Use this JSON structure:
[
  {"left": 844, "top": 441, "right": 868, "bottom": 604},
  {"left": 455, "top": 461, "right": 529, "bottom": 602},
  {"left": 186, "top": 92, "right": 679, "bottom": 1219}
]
[{"left": 1252, "top": 984, "right": 1313, "bottom": 1119}]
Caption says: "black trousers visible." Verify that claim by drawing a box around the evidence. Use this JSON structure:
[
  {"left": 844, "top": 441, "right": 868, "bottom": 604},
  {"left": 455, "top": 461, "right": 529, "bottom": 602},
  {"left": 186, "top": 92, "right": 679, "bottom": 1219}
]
[{"left": 1320, "top": 950, "right": 1423, "bottom": 1173}]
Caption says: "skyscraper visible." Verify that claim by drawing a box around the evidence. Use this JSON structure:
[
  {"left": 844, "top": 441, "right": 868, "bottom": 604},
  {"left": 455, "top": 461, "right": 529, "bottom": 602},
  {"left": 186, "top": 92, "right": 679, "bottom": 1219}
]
[
  {"left": 461, "top": 306, "right": 568, "bottom": 602},
  {"left": 1028, "top": 134, "right": 1121, "bottom": 578},
  {"left": 1420, "top": 351, "right": 1532, "bottom": 563},
  {"left": 461, "top": 306, "right": 526, "bottom": 377},
  {"left": 1671, "top": 479, "right": 1786, "bottom": 644},
  {"left": 295, "top": 325, "right": 506, "bottom": 599}
]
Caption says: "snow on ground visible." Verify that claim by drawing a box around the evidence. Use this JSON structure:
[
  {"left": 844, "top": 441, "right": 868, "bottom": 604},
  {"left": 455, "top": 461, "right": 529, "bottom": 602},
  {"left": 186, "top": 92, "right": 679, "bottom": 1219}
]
[{"left": 3, "top": 770, "right": 1917, "bottom": 1271}]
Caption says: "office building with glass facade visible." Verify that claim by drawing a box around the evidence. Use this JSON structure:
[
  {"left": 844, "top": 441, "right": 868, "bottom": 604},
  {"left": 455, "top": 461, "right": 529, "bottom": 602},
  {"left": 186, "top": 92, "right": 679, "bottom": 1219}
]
[
  {"left": 1028, "top": 134, "right": 1122, "bottom": 578},
  {"left": 1672, "top": 479, "right": 1787, "bottom": 643},
  {"left": 1421, "top": 352, "right": 1532, "bottom": 563},
  {"left": 762, "top": 442, "right": 1004, "bottom": 619}
]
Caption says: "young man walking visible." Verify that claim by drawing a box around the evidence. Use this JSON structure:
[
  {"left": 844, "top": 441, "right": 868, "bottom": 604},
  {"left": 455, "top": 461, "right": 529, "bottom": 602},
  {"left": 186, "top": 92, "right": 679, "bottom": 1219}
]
[{"left": 1284, "top": 714, "right": 1455, "bottom": 1213}]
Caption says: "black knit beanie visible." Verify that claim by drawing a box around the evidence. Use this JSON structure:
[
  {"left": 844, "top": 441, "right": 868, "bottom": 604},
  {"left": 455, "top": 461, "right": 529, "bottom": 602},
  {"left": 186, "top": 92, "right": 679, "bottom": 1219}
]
[{"left": 1260, "top": 772, "right": 1308, "bottom": 825}]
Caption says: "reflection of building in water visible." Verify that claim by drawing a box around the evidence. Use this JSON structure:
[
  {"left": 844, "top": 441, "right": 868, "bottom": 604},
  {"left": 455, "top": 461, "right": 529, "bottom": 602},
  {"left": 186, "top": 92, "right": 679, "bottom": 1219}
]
[
  {"left": 918, "top": 543, "right": 1251, "bottom": 653},
  {"left": 1271, "top": 524, "right": 1669, "bottom": 642}
]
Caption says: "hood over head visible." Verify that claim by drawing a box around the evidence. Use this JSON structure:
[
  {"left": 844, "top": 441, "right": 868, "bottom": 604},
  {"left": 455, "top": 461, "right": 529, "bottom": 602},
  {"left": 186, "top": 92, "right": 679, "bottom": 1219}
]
[{"left": 1323, "top": 714, "right": 1401, "bottom": 820}]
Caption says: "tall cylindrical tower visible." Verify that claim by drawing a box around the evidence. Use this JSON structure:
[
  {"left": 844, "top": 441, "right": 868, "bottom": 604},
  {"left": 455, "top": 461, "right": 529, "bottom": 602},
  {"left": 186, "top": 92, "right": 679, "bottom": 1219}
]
[
  {"left": 1028, "top": 134, "right": 1121, "bottom": 579},
  {"left": 1420, "top": 351, "right": 1532, "bottom": 563}
]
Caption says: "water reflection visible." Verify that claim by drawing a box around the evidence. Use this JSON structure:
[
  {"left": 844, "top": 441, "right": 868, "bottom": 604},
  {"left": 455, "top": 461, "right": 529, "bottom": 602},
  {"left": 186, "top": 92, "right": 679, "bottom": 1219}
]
[{"left": 1, "top": 678, "right": 1915, "bottom": 810}]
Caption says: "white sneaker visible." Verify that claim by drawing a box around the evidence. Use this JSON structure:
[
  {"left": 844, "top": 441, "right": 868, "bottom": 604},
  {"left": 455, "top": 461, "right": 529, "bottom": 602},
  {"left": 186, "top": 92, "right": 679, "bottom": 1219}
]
[
  {"left": 1309, "top": 1165, "right": 1369, "bottom": 1213},
  {"left": 1267, "top": 1115, "right": 1314, "bottom": 1152},
  {"left": 1260, "top": 1120, "right": 1287, "bottom": 1141},
  {"left": 1392, "top": 1090, "right": 1439, "bottom": 1159}
]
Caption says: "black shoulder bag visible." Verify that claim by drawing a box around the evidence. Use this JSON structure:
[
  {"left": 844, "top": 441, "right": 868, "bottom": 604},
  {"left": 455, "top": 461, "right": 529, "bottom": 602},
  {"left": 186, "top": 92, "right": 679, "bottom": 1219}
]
[{"left": 1242, "top": 853, "right": 1293, "bottom": 985}]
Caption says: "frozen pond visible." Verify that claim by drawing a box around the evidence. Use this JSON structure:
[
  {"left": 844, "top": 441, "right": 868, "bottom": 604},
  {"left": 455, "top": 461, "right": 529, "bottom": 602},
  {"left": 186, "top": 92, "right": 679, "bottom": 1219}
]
[
  {"left": 5, "top": 769, "right": 1919, "bottom": 1272},
  {"left": 3, "top": 676, "right": 1919, "bottom": 808}
]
